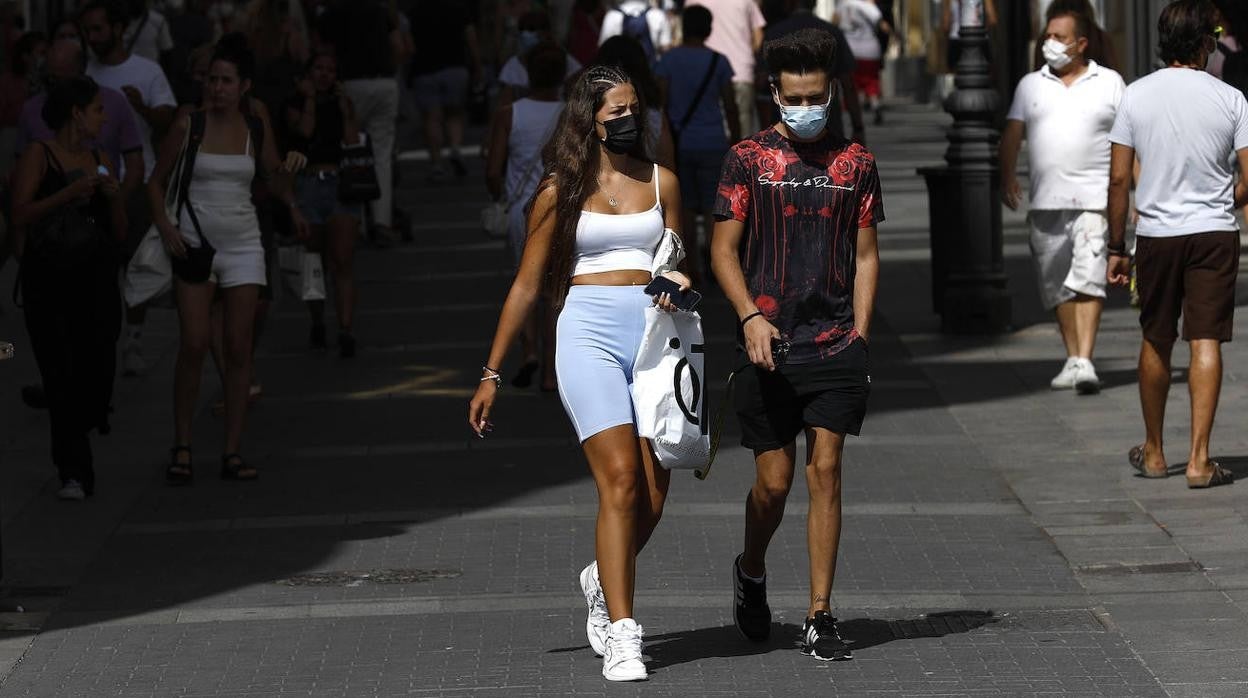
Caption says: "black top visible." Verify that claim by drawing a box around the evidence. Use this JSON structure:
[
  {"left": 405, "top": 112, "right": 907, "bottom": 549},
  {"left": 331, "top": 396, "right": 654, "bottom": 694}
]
[
  {"left": 410, "top": 0, "right": 472, "bottom": 75},
  {"left": 36, "top": 144, "right": 111, "bottom": 233},
  {"left": 713, "top": 128, "right": 884, "bottom": 364},
  {"left": 287, "top": 94, "right": 346, "bottom": 167},
  {"left": 316, "top": 2, "right": 395, "bottom": 80}
]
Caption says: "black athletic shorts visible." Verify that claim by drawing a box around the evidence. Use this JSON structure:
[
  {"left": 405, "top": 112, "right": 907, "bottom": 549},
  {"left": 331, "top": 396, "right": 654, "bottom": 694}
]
[{"left": 734, "top": 337, "right": 871, "bottom": 450}]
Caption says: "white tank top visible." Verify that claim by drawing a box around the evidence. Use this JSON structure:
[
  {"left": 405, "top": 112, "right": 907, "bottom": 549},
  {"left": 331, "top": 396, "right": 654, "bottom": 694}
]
[
  {"left": 572, "top": 163, "right": 664, "bottom": 276},
  {"left": 505, "top": 98, "right": 563, "bottom": 205}
]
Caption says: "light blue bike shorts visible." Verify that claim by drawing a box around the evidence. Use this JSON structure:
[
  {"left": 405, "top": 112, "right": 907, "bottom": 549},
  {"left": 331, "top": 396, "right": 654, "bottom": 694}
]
[{"left": 555, "top": 284, "right": 652, "bottom": 442}]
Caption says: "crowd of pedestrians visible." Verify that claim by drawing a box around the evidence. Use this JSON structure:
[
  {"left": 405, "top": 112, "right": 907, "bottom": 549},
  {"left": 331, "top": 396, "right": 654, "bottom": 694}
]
[
  {"left": 2, "top": 0, "right": 414, "bottom": 498},
  {"left": 5, "top": 0, "right": 1248, "bottom": 687},
  {"left": 460, "top": 0, "right": 1248, "bottom": 685}
]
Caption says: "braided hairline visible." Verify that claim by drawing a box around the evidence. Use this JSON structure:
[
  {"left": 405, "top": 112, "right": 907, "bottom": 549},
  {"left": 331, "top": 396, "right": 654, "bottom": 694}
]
[{"left": 586, "top": 64, "right": 630, "bottom": 87}]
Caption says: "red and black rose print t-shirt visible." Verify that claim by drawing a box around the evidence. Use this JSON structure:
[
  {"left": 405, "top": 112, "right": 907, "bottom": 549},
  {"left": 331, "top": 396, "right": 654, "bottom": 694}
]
[{"left": 714, "top": 128, "right": 884, "bottom": 364}]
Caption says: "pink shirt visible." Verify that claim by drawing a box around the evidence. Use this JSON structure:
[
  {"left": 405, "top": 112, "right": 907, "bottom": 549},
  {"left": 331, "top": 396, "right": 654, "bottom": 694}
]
[{"left": 686, "top": 0, "right": 765, "bottom": 82}]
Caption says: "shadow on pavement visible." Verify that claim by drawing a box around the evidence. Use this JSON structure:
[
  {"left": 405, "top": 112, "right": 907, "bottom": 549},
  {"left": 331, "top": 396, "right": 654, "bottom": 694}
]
[{"left": 632, "top": 611, "right": 996, "bottom": 671}]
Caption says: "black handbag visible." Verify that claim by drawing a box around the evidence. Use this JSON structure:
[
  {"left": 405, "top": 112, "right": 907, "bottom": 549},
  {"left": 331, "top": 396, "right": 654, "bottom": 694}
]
[
  {"left": 169, "top": 112, "right": 215, "bottom": 283},
  {"left": 338, "top": 133, "right": 381, "bottom": 204},
  {"left": 27, "top": 204, "right": 101, "bottom": 268},
  {"left": 25, "top": 146, "right": 104, "bottom": 269}
]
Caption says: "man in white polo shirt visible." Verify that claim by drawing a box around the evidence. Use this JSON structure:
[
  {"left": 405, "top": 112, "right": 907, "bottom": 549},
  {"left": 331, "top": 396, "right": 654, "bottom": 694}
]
[{"left": 1001, "top": 10, "right": 1125, "bottom": 395}]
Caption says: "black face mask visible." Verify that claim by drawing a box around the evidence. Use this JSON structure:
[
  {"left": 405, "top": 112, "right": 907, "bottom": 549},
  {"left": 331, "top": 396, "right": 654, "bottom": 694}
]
[{"left": 598, "top": 113, "right": 640, "bottom": 154}]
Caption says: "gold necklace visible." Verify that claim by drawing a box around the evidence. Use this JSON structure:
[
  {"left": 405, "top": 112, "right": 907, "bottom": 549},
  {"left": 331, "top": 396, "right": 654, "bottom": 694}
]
[{"left": 596, "top": 173, "right": 620, "bottom": 208}]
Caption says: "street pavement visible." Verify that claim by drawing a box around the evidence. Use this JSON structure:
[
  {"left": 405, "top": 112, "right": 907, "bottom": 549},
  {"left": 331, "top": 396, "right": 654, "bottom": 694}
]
[{"left": 1, "top": 103, "right": 1248, "bottom": 696}]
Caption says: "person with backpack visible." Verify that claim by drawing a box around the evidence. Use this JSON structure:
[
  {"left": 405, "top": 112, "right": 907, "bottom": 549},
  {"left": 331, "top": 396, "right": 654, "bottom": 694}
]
[
  {"left": 10, "top": 76, "right": 127, "bottom": 501},
  {"left": 1000, "top": 10, "right": 1124, "bottom": 395},
  {"left": 599, "top": 0, "right": 672, "bottom": 62},
  {"left": 655, "top": 4, "right": 737, "bottom": 285},
  {"left": 148, "top": 34, "right": 309, "bottom": 485}
]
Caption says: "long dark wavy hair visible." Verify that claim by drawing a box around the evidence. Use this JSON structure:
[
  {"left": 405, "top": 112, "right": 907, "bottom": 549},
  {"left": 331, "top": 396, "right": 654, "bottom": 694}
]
[{"left": 534, "top": 64, "right": 650, "bottom": 308}]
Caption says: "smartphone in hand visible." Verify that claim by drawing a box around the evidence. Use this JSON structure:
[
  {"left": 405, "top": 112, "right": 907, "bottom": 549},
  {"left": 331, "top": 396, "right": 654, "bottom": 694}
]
[{"left": 644, "top": 275, "right": 702, "bottom": 312}]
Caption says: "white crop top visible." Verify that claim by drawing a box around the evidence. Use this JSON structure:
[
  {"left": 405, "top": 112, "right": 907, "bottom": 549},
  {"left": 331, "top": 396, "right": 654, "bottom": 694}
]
[{"left": 572, "top": 164, "right": 665, "bottom": 276}]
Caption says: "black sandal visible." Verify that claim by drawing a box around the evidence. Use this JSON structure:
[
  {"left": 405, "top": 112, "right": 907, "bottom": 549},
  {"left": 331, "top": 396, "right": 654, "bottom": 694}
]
[
  {"left": 220, "top": 453, "right": 258, "bottom": 481},
  {"left": 167, "top": 446, "right": 194, "bottom": 485}
]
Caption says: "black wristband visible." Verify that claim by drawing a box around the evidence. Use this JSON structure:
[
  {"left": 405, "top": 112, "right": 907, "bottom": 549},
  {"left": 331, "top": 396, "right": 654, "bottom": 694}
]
[
  {"left": 1107, "top": 244, "right": 1127, "bottom": 256},
  {"left": 740, "top": 311, "right": 764, "bottom": 328}
]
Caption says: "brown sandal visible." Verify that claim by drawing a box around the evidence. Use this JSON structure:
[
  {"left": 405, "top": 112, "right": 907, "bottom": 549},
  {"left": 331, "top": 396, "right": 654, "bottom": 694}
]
[
  {"left": 1186, "top": 461, "right": 1234, "bottom": 489},
  {"left": 1129, "top": 445, "right": 1168, "bottom": 479}
]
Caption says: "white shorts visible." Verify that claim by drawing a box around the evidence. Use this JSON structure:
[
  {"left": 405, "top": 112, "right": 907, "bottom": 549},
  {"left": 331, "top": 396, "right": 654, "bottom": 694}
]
[{"left": 1028, "top": 210, "right": 1108, "bottom": 310}]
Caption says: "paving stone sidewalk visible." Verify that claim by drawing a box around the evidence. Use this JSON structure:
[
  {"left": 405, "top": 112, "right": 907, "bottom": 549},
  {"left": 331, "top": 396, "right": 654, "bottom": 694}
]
[{"left": 0, "top": 104, "right": 1245, "bottom": 696}]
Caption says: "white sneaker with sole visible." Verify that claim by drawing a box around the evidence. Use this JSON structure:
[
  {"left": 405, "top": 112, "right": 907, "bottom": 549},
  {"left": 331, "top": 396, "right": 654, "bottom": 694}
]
[
  {"left": 1074, "top": 358, "right": 1101, "bottom": 395},
  {"left": 57, "top": 480, "right": 86, "bottom": 501},
  {"left": 1050, "top": 357, "right": 1080, "bottom": 390},
  {"left": 602, "top": 618, "right": 647, "bottom": 682},
  {"left": 579, "top": 562, "right": 610, "bottom": 656}
]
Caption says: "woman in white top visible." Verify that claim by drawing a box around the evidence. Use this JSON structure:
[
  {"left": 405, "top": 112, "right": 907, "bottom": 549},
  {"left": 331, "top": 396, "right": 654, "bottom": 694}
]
[
  {"left": 468, "top": 65, "right": 689, "bottom": 682},
  {"left": 486, "top": 42, "right": 567, "bottom": 391},
  {"left": 149, "top": 34, "right": 309, "bottom": 484}
]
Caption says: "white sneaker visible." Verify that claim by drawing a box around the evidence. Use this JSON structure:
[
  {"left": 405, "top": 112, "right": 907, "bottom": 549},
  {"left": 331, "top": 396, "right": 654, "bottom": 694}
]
[
  {"left": 579, "top": 562, "right": 610, "bottom": 656},
  {"left": 602, "top": 618, "right": 647, "bottom": 682},
  {"left": 1050, "top": 357, "right": 1080, "bottom": 390},
  {"left": 122, "top": 341, "right": 147, "bottom": 377},
  {"left": 57, "top": 480, "right": 86, "bottom": 501},
  {"left": 1074, "top": 358, "right": 1101, "bottom": 395}
]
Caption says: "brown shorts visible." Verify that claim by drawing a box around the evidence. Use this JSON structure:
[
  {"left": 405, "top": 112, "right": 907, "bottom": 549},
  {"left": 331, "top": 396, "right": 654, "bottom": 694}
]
[{"left": 1136, "top": 231, "right": 1240, "bottom": 344}]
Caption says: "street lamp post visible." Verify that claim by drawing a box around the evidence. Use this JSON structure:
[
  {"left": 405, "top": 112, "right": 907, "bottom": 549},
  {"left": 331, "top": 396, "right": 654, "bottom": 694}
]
[{"left": 919, "top": 0, "right": 1011, "bottom": 333}]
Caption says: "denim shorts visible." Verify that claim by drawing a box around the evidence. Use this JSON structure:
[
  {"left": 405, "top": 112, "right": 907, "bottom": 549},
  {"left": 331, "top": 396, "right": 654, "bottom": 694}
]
[{"left": 296, "top": 172, "right": 362, "bottom": 226}]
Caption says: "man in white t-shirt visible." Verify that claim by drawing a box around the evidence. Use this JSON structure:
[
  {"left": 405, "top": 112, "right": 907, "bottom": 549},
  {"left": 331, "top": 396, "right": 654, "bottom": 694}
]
[
  {"left": 1000, "top": 11, "right": 1124, "bottom": 394},
  {"left": 836, "top": 0, "right": 888, "bottom": 120},
  {"left": 123, "top": 1, "right": 175, "bottom": 64},
  {"left": 599, "top": 1, "right": 673, "bottom": 59},
  {"left": 81, "top": 0, "right": 178, "bottom": 377},
  {"left": 1106, "top": 0, "right": 1247, "bottom": 489}
]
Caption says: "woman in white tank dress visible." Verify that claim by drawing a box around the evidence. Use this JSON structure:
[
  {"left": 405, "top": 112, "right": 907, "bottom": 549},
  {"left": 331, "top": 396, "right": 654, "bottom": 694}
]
[
  {"left": 469, "top": 66, "right": 692, "bottom": 682},
  {"left": 149, "top": 35, "right": 309, "bottom": 484},
  {"left": 485, "top": 41, "right": 567, "bottom": 390}
]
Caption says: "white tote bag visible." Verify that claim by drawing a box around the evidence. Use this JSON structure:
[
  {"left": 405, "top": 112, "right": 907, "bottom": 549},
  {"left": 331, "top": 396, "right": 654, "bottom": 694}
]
[
  {"left": 278, "top": 246, "right": 327, "bottom": 301},
  {"left": 123, "top": 124, "right": 191, "bottom": 307},
  {"left": 631, "top": 306, "right": 710, "bottom": 470}
]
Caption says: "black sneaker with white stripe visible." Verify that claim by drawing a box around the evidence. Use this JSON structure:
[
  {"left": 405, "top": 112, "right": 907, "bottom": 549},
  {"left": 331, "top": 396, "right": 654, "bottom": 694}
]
[
  {"left": 801, "top": 610, "right": 852, "bottom": 661},
  {"left": 732, "top": 554, "right": 771, "bottom": 641}
]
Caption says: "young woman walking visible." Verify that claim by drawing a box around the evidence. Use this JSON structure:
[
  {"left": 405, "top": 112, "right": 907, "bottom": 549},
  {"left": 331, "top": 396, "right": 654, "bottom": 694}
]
[
  {"left": 468, "top": 65, "right": 688, "bottom": 682},
  {"left": 11, "top": 76, "right": 126, "bottom": 500},
  {"left": 150, "top": 34, "right": 308, "bottom": 484},
  {"left": 286, "top": 49, "right": 363, "bottom": 356}
]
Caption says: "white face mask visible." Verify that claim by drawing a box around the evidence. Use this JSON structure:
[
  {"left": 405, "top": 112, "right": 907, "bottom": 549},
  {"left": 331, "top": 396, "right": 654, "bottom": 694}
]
[{"left": 1042, "top": 38, "right": 1074, "bottom": 70}]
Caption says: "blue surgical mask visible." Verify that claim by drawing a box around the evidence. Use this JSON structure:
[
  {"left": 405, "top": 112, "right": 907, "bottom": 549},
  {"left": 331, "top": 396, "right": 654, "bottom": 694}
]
[
  {"left": 775, "top": 89, "right": 832, "bottom": 140},
  {"left": 518, "top": 30, "right": 541, "bottom": 56}
]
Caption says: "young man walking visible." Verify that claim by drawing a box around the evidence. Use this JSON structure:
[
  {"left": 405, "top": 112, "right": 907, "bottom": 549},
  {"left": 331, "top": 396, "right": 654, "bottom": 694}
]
[
  {"left": 1107, "top": 0, "right": 1246, "bottom": 488},
  {"left": 1000, "top": 10, "right": 1125, "bottom": 394},
  {"left": 82, "top": 0, "right": 177, "bottom": 377},
  {"left": 711, "top": 27, "right": 882, "bottom": 660}
]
